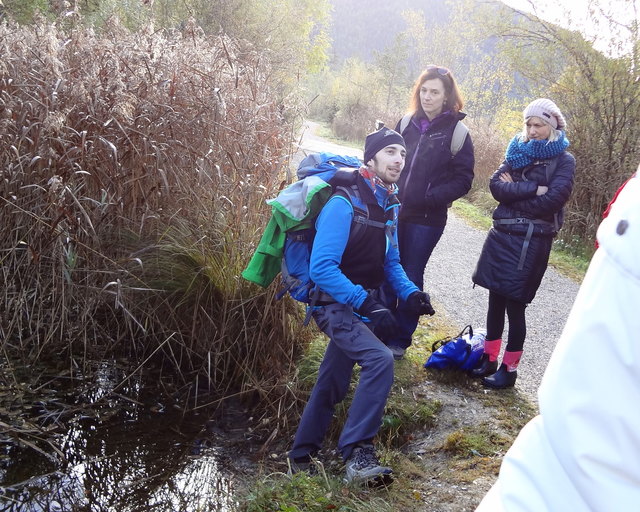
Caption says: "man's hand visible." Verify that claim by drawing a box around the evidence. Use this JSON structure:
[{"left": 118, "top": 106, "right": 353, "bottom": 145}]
[
  {"left": 406, "top": 291, "right": 435, "bottom": 316},
  {"left": 356, "top": 294, "right": 398, "bottom": 340}
]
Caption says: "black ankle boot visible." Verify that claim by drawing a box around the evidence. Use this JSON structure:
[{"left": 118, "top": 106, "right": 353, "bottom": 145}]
[
  {"left": 469, "top": 354, "right": 498, "bottom": 378},
  {"left": 482, "top": 363, "right": 517, "bottom": 389}
]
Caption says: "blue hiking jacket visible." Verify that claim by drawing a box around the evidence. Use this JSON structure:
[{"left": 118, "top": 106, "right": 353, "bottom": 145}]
[{"left": 310, "top": 174, "right": 419, "bottom": 308}]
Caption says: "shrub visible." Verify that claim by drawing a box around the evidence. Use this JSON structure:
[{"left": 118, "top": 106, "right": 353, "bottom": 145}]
[{"left": 464, "top": 117, "right": 505, "bottom": 214}]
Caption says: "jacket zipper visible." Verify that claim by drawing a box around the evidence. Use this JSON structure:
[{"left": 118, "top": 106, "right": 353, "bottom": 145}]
[
  {"left": 424, "top": 183, "right": 432, "bottom": 218},
  {"left": 401, "top": 132, "right": 424, "bottom": 200}
]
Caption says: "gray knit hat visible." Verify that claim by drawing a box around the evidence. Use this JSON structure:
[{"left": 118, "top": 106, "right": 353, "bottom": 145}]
[
  {"left": 523, "top": 98, "right": 566, "bottom": 130},
  {"left": 364, "top": 127, "right": 405, "bottom": 164}
]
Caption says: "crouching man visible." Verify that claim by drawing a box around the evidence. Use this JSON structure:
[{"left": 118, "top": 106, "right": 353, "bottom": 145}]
[{"left": 287, "top": 127, "right": 435, "bottom": 485}]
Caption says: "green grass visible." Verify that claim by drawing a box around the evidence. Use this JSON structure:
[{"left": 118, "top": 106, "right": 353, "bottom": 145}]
[
  {"left": 476, "top": 386, "right": 538, "bottom": 436},
  {"left": 443, "top": 424, "right": 511, "bottom": 458},
  {"left": 451, "top": 198, "right": 493, "bottom": 232},
  {"left": 242, "top": 471, "right": 395, "bottom": 512}
]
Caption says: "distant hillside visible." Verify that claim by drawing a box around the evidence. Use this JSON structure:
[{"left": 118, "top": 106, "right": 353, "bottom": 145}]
[{"left": 327, "top": 0, "right": 451, "bottom": 63}]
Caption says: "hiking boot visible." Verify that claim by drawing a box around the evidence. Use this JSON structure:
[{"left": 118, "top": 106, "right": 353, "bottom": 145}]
[
  {"left": 482, "top": 363, "right": 517, "bottom": 389},
  {"left": 344, "top": 444, "right": 393, "bottom": 485},
  {"left": 469, "top": 353, "right": 498, "bottom": 378},
  {"left": 389, "top": 346, "right": 406, "bottom": 361},
  {"left": 287, "top": 456, "right": 318, "bottom": 476}
]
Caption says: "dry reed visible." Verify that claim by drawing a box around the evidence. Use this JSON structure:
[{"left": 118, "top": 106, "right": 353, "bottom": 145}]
[{"left": 0, "top": 17, "right": 311, "bottom": 428}]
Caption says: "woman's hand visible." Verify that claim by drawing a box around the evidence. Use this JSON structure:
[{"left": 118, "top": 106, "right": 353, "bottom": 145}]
[{"left": 536, "top": 186, "right": 549, "bottom": 196}]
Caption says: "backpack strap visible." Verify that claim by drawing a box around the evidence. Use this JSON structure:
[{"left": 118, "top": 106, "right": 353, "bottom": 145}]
[
  {"left": 336, "top": 183, "right": 398, "bottom": 250},
  {"left": 399, "top": 115, "right": 468, "bottom": 158},
  {"left": 399, "top": 114, "right": 412, "bottom": 134},
  {"left": 450, "top": 121, "right": 469, "bottom": 157}
]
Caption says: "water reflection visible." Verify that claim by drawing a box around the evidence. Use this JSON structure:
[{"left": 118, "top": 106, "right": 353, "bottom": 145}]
[{"left": 0, "top": 362, "right": 240, "bottom": 511}]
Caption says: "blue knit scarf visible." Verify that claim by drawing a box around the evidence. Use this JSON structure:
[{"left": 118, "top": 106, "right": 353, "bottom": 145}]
[{"left": 505, "top": 132, "right": 570, "bottom": 169}]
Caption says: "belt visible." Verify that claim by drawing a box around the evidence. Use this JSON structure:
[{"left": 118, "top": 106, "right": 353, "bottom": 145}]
[
  {"left": 304, "top": 288, "right": 337, "bottom": 325},
  {"left": 494, "top": 218, "right": 553, "bottom": 226},
  {"left": 493, "top": 218, "right": 552, "bottom": 270}
]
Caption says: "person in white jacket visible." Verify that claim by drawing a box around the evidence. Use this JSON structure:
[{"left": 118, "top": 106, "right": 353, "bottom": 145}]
[{"left": 476, "top": 170, "right": 640, "bottom": 511}]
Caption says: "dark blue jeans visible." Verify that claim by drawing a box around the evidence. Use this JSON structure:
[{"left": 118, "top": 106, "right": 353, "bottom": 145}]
[{"left": 383, "top": 221, "right": 445, "bottom": 349}]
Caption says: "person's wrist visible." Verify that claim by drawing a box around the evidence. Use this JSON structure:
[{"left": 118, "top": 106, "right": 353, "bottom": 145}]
[{"left": 357, "top": 294, "right": 376, "bottom": 315}]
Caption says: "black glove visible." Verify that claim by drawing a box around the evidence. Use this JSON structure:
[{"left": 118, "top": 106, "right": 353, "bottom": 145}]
[
  {"left": 406, "top": 291, "right": 435, "bottom": 316},
  {"left": 356, "top": 294, "right": 398, "bottom": 341}
]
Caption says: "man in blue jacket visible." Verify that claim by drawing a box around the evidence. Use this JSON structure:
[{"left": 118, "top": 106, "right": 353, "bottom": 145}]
[{"left": 287, "top": 127, "right": 435, "bottom": 485}]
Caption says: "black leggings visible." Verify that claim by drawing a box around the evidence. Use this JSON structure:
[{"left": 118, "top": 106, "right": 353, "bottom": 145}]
[{"left": 486, "top": 291, "right": 527, "bottom": 352}]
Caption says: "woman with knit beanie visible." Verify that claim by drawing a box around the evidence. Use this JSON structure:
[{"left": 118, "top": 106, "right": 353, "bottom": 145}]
[{"left": 470, "top": 98, "right": 576, "bottom": 389}]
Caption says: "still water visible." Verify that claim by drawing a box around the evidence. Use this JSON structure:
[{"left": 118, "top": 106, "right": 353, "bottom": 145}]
[{"left": 0, "top": 362, "right": 242, "bottom": 511}]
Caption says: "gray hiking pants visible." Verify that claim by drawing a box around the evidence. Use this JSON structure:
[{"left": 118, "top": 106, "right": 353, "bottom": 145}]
[{"left": 289, "top": 302, "right": 395, "bottom": 461}]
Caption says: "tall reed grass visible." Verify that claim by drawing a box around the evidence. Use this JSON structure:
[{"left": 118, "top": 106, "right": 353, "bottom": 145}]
[{"left": 0, "top": 17, "right": 310, "bottom": 421}]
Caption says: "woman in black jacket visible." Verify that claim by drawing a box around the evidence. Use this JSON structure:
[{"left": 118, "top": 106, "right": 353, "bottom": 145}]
[
  {"left": 383, "top": 65, "right": 475, "bottom": 360},
  {"left": 471, "top": 98, "right": 576, "bottom": 389}
]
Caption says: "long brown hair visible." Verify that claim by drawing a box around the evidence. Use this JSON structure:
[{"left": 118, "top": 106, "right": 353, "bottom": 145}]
[{"left": 408, "top": 65, "right": 464, "bottom": 116}]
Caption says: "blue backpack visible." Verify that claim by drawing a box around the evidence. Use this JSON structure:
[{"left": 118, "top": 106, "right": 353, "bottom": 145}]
[
  {"left": 276, "top": 153, "right": 397, "bottom": 323},
  {"left": 424, "top": 325, "right": 486, "bottom": 371}
]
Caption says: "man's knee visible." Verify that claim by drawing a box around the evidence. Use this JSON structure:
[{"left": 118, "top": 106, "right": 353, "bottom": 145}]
[{"left": 366, "top": 345, "right": 395, "bottom": 376}]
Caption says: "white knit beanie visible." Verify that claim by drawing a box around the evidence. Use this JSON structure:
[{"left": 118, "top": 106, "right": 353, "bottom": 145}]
[{"left": 523, "top": 98, "right": 566, "bottom": 130}]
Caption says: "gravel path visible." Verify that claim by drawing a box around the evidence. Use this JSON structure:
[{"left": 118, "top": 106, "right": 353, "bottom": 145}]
[{"left": 296, "top": 120, "right": 583, "bottom": 401}]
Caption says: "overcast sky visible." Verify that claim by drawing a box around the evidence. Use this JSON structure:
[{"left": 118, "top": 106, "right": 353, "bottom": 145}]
[{"left": 500, "top": 0, "right": 637, "bottom": 55}]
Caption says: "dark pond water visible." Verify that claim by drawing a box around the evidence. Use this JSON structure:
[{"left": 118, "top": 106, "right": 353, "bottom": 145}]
[{"left": 0, "top": 362, "right": 246, "bottom": 511}]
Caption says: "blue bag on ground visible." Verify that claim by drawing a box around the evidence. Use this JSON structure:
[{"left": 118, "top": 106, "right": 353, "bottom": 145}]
[{"left": 424, "top": 325, "right": 485, "bottom": 371}]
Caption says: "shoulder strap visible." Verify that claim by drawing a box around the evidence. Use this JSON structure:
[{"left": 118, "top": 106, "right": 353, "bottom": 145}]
[
  {"left": 401, "top": 116, "right": 468, "bottom": 157},
  {"left": 545, "top": 158, "right": 558, "bottom": 182},
  {"left": 399, "top": 114, "right": 412, "bottom": 134},
  {"left": 335, "top": 184, "right": 374, "bottom": 222},
  {"left": 335, "top": 184, "right": 397, "bottom": 249},
  {"left": 450, "top": 121, "right": 469, "bottom": 157}
]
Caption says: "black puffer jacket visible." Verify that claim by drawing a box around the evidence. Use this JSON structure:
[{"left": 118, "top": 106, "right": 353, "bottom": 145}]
[
  {"left": 472, "top": 151, "right": 576, "bottom": 303},
  {"left": 395, "top": 111, "right": 474, "bottom": 227},
  {"left": 491, "top": 151, "right": 576, "bottom": 236}
]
